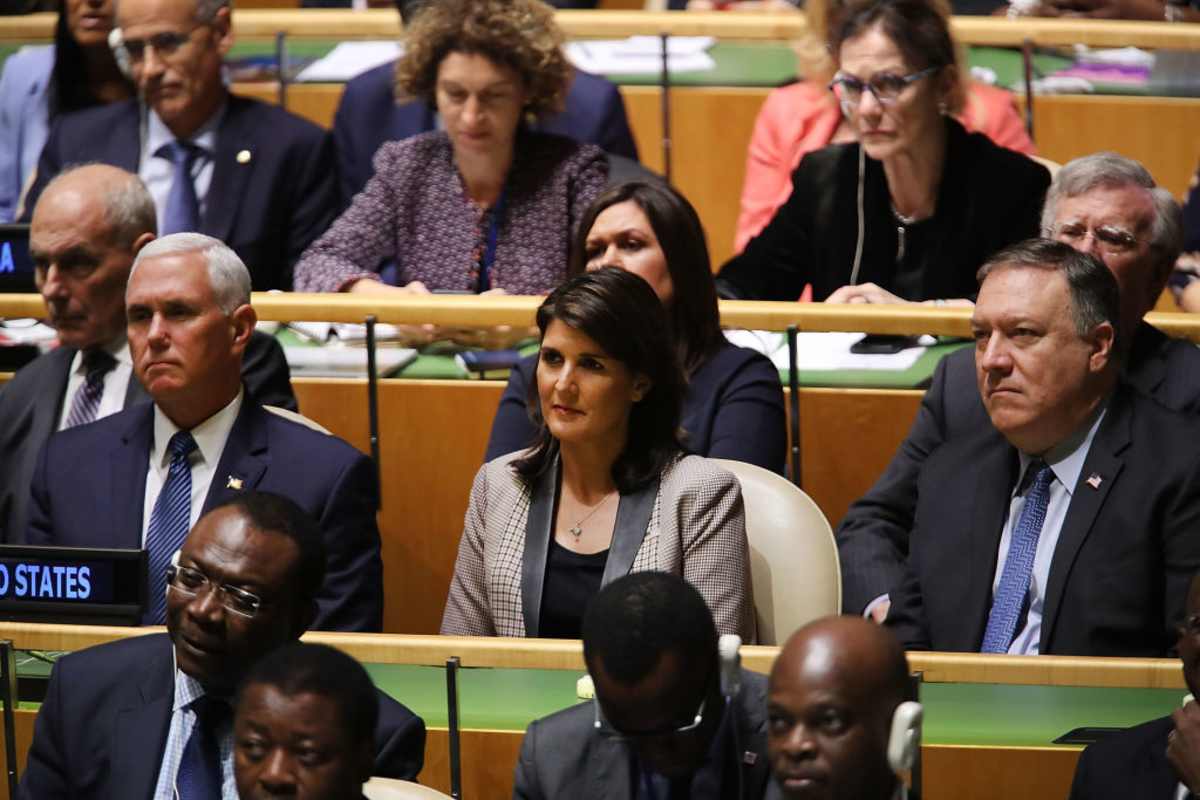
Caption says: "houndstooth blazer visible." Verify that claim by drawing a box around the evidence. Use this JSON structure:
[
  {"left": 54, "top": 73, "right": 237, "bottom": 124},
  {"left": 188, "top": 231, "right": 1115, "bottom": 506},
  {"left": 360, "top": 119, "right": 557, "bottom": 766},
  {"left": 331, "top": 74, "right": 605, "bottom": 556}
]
[{"left": 441, "top": 451, "right": 756, "bottom": 641}]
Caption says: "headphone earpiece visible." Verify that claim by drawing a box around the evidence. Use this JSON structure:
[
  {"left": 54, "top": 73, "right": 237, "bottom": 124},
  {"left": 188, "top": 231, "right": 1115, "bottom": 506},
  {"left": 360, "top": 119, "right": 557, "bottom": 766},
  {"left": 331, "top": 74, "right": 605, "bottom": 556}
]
[
  {"left": 717, "top": 634, "right": 741, "bottom": 700},
  {"left": 887, "top": 701, "right": 923, "bottom": 775}
]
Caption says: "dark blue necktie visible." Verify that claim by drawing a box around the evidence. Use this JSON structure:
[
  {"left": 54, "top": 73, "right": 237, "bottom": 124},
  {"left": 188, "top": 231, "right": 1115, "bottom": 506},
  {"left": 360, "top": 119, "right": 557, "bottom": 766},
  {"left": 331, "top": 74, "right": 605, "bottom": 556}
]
[
  {"left": 63, "top": 349, "right": 116, "bottom": 429},
  {"left": 176, "top": 695, "right": 228, "bottom": 800},
  {"left": 159, "top": 140, "right": 201, "bottom": 235},
  {"left": 143, "top": 431, "right": 198, "bottom": 625},
  {"left": 981, "top": 462, "right": 1055, "bottom": 653}
]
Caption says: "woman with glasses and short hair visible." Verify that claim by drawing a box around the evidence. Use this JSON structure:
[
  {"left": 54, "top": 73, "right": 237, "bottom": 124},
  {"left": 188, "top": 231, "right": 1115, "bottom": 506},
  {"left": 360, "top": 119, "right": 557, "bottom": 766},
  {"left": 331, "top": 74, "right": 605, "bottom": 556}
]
[
  {"left": 716, "top": 0, "right": 1050, "bottom": 305},
  {"left": 441, "top": 268, "right": 755, "bottom": 641}
]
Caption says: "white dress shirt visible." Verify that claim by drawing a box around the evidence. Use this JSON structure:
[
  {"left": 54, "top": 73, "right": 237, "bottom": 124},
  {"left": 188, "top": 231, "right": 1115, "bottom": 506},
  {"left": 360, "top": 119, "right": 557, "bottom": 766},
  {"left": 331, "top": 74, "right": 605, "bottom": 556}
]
[
  {"left": 991, "top": 404, "right": 1108, "bottom": 655},
  {"left": 138, "top": 103, "right": 224, "bottom": 235},
  {"left": 56, "top": 336, "right": 133, "bottom": 431},
  {"left": 151, "top": 651, "right": 237, "bottom": 800},
  {"left": 141, "top": 390, "right": 243, "bottom": 545}
]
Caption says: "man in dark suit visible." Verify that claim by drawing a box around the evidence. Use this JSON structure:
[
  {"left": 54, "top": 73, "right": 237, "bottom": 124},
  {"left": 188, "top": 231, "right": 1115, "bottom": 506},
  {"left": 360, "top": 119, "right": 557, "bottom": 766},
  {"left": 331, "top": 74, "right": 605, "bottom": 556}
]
[
  {"left": 514, "top": 572, "right": 771, "bottom": 800},
  {"left": 767, "top": 616, "right": 918, "bottom": 800},
  {"left": 1068, "top": 571, "right": 1200, "bottom": 799},
  {"left": 331, "top": 2, "right": 639, "bottom": 207},
  {"left": 0, "top": 164, "right": 294, "bottom": 545},
  {"left": 839, "top": 152, "right": 1200, "bottom": 619},
  {"left": 18, "top": 492, "right": 423, "bottom": 800},
  {"left": 26, "top": 232, "right": 382, "bottom": 631},
  {"left": 21, "top": 0, "right": 335, "bottom": 290},
  {"left": 234, "top": 643, "right": 380, "bottom": 800},
  {"left": 884, "top": 239, "right": 1200, "bottom": 656}
]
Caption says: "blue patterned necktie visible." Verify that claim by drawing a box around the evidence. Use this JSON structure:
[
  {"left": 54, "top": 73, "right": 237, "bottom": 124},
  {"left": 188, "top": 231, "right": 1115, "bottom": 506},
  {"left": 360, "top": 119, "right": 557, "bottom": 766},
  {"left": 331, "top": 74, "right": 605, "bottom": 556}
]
[
  {"left": 176, "top": 695, "right": 228, "bottom": 800},
  {"left": 143, "top": 431, "right": 198, "bottom": 625},
  {"left": 981, "top": 461, "right": 1055, "bottom": 653},
  {"left": 63, "top": 349, "right": 116, "bottom": 429},
  {"left": 159, "top": 140, "right": 201, "bottom": 235}
]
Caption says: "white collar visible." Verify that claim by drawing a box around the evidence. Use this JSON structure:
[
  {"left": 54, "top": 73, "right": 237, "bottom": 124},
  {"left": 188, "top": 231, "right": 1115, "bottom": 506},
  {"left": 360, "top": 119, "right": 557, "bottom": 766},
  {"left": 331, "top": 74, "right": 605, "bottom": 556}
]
[{"left": 151, "top": 388, "right": 243, "bottom": 470}]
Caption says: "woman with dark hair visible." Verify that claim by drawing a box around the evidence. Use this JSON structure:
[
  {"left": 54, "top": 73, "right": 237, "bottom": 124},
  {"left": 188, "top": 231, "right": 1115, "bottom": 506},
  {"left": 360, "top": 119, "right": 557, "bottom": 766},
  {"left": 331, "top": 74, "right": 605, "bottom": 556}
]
[
  {"left": 443, "top": 268, "right": 755, "bottom": 640},
  {"left": 0, "top": 0, "right": 133, "bottom": 221},
  {"left": 485, "top": 180, "right": 786, "bottom": 473},
  {"left": 717, "top": 0, "right": 1049, "bottom": 305}
]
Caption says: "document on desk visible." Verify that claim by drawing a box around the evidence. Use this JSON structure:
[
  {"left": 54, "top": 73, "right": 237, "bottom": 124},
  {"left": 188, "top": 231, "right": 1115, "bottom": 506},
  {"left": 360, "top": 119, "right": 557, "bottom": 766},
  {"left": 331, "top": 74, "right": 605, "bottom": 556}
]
[
  {"left": 284, "top": 345, "right": 417, "bottom": 377},
  {"left": 296, "top": 41, "right": 403, "bottom": 82},
  {"left": 565, "top": 37, "right": 716, "bottom": 75},
  {"left": 724, "top": 330, "right": 930, "bottom": 371}
]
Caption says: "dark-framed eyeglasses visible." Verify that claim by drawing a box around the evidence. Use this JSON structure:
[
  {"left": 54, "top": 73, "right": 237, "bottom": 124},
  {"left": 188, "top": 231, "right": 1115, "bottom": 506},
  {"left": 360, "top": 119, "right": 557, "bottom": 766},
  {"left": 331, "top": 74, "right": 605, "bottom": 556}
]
[
  {"left": 828, "top": 66, "right": 941, "bottom": 108},
  {"left": 1051, "top": 222, "right": 1141, "bottom": 255},
  {"left": 166, "top": 558, "right": 264, "bottom": 618},
  {"left": 112, "top": 25, "right": 204, "bottom": 64},
  {"left": 591, "top": 692, "right": 706, "bottom": 741}
]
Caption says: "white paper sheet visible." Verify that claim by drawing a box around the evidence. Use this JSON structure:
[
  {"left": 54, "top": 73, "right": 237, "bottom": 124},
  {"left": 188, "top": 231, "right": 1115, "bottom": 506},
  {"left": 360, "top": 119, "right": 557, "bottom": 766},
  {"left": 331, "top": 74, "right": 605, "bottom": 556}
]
[
  {"left": 296, "top": 41, "right": 404, "bottom": 83},
  {"left": 284, "top": 344, "right": 417, "bottom": 376},
  {"left": 565, "top": 37, "right": 716, "bottom": 75},
  {"left": 724, "top": 330, "right": 932, "bottom": 372}
]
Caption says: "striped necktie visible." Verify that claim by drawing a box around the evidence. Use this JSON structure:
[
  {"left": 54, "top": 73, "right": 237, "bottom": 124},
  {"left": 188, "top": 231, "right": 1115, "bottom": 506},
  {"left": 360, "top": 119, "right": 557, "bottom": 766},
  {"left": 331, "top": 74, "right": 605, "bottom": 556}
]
[
  {"left": 176, "top": 694, "right": 229, "bottom": 799},
  {"left": 143, "top": 431, "right": 198, "bottom": 625},
  {"left": 63, "top": 349, "right": 116, "bottom": 429},
  {"left": 159, "top": 140, "right": 201, "bottom": 235}
]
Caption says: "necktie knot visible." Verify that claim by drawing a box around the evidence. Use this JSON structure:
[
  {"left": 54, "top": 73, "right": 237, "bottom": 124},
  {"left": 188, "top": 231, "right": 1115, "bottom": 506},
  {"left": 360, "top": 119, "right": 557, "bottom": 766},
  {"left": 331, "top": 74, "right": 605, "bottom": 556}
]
[
  {"left": 168, "top": 430, "right": 198, "bottom": 462},
  {"left": 1024, "top": 461, "right": 1054, "bottom": 495},
  {"left": 189, "top": 694, "right": 230, "bottom": 728},
  {"left": 81, "top": 348, "right": 116, "bottom": 378},
  {"left": 159, "top": 139, "right": 201, "bottom": 168}
]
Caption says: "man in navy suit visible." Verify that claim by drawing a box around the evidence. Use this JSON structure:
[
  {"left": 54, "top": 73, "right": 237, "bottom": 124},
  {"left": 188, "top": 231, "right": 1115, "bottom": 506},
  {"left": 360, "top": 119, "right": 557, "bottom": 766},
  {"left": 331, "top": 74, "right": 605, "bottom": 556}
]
[
  {"left": 26, "top": 232, "right": 383, "bottom": 632},
  {"left": 18, "top": 492, "right": 423, "bottom": 800},
  {"left": 22, "top": 0, "right": 335, "bottom": 290},
  {"left": 0, "top": 164, "right": 295, "bottom": 545},
  {"left": 1069, "top": 572, "right": 1200, "bottom": 799}
]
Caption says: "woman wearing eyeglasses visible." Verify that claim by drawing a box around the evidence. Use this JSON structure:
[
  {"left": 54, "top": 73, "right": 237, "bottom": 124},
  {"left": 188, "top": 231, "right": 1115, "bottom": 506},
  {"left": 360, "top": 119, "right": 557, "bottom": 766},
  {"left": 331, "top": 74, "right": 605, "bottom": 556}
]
[
  {"left": 441, "top": 268, "right": 755, "bottom": 641},
  {"left": 716, "top": 0, "right": 1050, "bottom": 305}
]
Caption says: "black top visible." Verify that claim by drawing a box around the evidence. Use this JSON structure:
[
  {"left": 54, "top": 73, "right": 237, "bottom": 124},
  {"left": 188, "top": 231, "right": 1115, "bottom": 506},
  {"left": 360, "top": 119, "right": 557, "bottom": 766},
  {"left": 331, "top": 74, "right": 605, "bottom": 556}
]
[
  {"left": 484, "top": 341, "right": 786, "bottom": 474},
  {"left": 539, "top": 539, "right": 609, "bottom": 639},
  {"left": 715, "top": 117, "right": 1051, "bottom": 302}
]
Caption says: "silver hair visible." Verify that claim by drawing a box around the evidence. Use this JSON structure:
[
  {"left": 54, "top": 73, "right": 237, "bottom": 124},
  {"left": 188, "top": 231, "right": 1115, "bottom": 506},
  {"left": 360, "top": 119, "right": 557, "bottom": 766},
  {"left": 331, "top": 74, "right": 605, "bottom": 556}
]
[
  {"left": 1041, "top": 152, "right": 1184, "bottom": 285},
  {"left": 129, "top": 233, "right": 251, "bottom": 314},
  {"left": 41, "top": 163, "right": 157, "bottom": 248}
]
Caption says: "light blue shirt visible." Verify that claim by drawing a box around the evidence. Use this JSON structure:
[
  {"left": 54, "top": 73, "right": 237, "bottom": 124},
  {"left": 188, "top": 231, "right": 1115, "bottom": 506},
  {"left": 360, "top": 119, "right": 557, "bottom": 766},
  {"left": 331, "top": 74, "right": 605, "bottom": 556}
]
[
  {"left": 151, "top": 661, "right": 237, "bottom": 800},
  {"left": 139, "top": 102, "right": 224, "bottom": 234},
  {"left": 992, "top": 403, "right": 1108, "bottom": 655},
  {"left": 0, "top": 45, "right": 54, "bottom": 222}
]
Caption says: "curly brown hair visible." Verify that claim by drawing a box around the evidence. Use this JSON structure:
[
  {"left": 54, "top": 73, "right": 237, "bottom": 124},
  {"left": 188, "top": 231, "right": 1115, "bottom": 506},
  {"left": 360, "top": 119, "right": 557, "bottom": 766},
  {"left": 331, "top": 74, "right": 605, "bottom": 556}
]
[{"left": 394, "top": 0, "right": 571, "bottom": 119}]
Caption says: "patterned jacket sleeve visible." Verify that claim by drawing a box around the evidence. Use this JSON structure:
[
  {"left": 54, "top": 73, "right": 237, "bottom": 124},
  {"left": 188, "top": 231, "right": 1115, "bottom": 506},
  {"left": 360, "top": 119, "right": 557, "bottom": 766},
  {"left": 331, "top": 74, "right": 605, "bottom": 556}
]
[
  {"left": 441, "top": 463, "right": 497, "bottom": 636},
  {"left": 566, "top": 146, "right": 609, "bottom": 241},
  {"left": 292, "top": 141, "right": 411, "bottom": 293}
]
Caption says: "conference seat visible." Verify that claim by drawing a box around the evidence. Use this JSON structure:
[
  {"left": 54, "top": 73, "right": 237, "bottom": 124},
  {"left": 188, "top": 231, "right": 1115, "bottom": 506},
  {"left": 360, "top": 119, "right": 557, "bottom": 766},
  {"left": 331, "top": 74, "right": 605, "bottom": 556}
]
[
  {"left": 364, "top": 777, "right": 454, "bottom": 799},
  {"left": 263, "top": 404, "right": 332, "bottom": 435},
  {"left": 713, "top": 458, "right": 840, "bottom": 645}
]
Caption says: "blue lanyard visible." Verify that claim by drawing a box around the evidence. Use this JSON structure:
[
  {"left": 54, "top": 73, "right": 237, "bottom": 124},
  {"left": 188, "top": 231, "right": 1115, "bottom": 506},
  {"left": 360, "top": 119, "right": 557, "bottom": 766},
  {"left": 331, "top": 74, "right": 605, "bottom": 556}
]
[{"left": 478, "top": 186, "right": 507, "bottom": 293}]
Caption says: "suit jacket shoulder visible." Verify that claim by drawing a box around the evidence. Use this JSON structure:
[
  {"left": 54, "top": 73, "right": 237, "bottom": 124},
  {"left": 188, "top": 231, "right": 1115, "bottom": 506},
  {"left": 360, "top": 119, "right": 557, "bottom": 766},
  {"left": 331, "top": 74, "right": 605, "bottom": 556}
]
[{"left": 1069, "top": 716, "right": 1176, "bottom": 800}]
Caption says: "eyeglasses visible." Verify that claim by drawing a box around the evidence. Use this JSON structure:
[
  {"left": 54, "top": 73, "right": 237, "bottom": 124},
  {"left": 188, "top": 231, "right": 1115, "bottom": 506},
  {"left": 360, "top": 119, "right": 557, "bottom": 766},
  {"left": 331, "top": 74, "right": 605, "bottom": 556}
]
[
  {"left": 166, "top": 562, "right": 264, "bottom": 618},
  {"left": 828, "top": 66, "right": 940, "bottom": 109},
  {"left": 591, "top": 692, "right": 707, "bottom": 741},
  {"left": 1051, "top": 222, "right": 1141, "bottom": 256},
  {"left": 113, "top": 25, "right": 204, "bottom": 63},
  {"left": 1180, "top": 615, "right": 1200, "bottom": 637}
]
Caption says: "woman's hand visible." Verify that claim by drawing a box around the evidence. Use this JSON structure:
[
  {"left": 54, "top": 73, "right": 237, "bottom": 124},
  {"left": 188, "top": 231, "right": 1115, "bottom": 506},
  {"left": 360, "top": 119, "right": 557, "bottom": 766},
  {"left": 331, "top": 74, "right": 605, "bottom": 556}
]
[
  {"left": 347, "top": 279, "right": 432, "bottom": 295},
  {"left": 826, "top": 283, "right": 912, "bottom": 305}
]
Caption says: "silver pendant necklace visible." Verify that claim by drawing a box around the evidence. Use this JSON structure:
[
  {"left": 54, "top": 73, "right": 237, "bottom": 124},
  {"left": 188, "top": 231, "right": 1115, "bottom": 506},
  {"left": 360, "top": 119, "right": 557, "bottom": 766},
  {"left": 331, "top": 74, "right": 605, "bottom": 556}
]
[{"left": 567, "top": 490, "right": 617, "bottom": 538}]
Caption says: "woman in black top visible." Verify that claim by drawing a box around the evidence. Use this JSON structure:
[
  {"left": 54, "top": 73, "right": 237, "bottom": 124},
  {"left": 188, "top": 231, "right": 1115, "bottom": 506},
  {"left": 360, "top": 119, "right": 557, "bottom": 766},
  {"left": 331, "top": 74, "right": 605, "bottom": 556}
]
[{"left": 716, "top": 0, "right": 1050, "bottom": 304}]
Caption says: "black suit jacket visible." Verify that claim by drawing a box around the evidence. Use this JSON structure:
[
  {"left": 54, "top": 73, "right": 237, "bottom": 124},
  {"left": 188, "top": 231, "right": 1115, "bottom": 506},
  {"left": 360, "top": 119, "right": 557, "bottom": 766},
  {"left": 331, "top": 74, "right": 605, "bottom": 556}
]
[
  {"left": 25, "top": 400, "right": 383, "bottom": 632},
  {"left": 1069, "top": 716, "right": 1181, "bottom": 800},
  {"left": 332, "top": 61, "right": 638, "bottom": 206},
  {"left": 17, "top": 633, "right": 424, "bottom": 800},
  {"left": 885, "top": 384, "right": 1200, "bottom": 656},
  {"left": 0, "top": 332, "right": 294, "bottom": 545},
  {"left": 23, "top": 95, "right": 336, "bottom": 289},
  {"left": 838, "top": 322, "right": 1200, "bottom": 614},
  {"left": 513, "top": 669, "right": 771, "bottom": 800}
]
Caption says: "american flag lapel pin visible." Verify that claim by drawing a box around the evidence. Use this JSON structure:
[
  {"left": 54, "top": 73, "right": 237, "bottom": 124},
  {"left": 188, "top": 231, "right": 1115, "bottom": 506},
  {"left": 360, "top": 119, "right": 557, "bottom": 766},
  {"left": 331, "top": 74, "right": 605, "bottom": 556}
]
[
  {"left": 743, "top": 752, "right": 757, "bottom": 765},
  {"left": 226, "top": 475, "right": 244, "bottom": 490},
  {"left": 1085, "top": 473, "right": 1102, "bottom": 490}
]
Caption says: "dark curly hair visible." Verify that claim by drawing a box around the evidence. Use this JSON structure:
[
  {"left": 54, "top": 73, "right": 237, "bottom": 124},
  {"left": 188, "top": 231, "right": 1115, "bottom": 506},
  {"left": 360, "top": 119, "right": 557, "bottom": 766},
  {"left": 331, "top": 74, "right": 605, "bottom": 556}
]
[{"left": 394, "top": 0, "right": 571, "bottom": 119}]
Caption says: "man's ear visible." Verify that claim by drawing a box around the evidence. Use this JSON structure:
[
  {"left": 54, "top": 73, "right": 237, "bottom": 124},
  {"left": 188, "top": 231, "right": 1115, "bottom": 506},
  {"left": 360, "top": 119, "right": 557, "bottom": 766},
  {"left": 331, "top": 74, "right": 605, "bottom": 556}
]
[
  {"left": 1088, "top": 321, "right": 1116, "bottom": 372},
  {"left": 213, "top": 6, "right": 234, "bottom": 58},
  {"left": 130, "top": 232, "right": 155, "bottom": 259},
  {"left": 229, "top": 303, "right": 257, "bottom": 353}
]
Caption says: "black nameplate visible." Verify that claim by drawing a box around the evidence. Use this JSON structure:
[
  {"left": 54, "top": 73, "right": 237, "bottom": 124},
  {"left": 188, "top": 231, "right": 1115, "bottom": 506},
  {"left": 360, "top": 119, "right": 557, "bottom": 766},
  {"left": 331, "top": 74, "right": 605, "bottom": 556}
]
[{"left": 0, "top": 546, "right": 146, "bottom": 626}]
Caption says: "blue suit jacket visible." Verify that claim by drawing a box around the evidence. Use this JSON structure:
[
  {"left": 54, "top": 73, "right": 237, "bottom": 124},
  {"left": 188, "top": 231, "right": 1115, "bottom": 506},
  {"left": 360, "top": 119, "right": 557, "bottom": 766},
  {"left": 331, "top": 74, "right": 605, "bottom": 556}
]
[
  {"left": 25, "top": 400, "right": 384, "bottom": 632},
  {"left": 332, "top": 61, "right": 638, "bottom": 205},
  {"left": 18, "top": 633, "right": 425, "bottom": 800},
  {"left": 22, "top": 94, "right": 336, "bottom": 290}
]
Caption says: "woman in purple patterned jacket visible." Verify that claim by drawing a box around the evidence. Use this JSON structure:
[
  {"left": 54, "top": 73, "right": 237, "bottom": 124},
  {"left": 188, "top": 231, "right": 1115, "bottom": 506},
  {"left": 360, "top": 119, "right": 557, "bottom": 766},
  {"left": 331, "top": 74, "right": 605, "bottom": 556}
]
[{"left": 294, "top": 0, "right": 609, "bottom": 296}]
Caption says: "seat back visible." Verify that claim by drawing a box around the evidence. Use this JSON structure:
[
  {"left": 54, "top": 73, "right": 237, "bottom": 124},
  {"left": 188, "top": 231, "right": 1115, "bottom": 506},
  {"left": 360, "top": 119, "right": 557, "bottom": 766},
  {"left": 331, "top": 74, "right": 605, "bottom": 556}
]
[
  {"left": 713, "top": 459, "right": 840, "bottom": 645},
  {"left": 263, "top": 404, "right": 332, "bottom": 435},
  {"left": 363, "top": 778, "right": 454, "bottom": 799}
]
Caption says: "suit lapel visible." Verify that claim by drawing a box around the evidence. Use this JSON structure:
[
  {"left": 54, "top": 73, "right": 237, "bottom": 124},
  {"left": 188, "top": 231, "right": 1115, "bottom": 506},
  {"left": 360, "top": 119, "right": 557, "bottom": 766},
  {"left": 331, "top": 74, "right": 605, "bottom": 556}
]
[
  {"left": 520, "top": 461, "right": 557, "bottom": 638},
  {"left": 202, "top": 402, "right": 268, "bottom": 514},
  {"left": 966, "top": 438, "right": 1019, "bottom": 650},
  {"left": 111, "top": 406, "right": 155, "bottom": 548},
  {"left": 600, "top": 477, "right": 660, "bottom": 585},
  {"left": 123, "top": 375, "right": 150, "bottom": 408},
  {"left": 202, "top": 97, "right": 254, "bottom": 243},
  {"left": 392, "top": 101, "right": 437, "bottom": 140},
  {"left": 735, "top": 675, "right": 771, "bottom": 797},
  {"left": 1040, "top": 396, "right": 1129, "bottom": 653},
  {"left": 108, "top": 102, "right": 142, "bottom": 172},
  {"left": 112, "top": 636, "right": 176, "bottom": 799},
  {"left": 587, "top": 738, "right": 635, "bottom": 799},
  {"left": 32, "top": 348, "right": 75, "bottom": 445}
]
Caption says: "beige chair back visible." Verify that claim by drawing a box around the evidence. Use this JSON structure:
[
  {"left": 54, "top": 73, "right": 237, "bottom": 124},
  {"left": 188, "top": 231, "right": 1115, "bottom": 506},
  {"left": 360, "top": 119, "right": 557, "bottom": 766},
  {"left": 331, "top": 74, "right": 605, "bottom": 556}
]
[
  {"left": 263, "top": 404, "right": 332, "bottom": 435},
  {"left": 713, "top": 459, "right": 840, "bottom": 645},
  {"left": 363, "top": 778, "right": 454, "bottom": 799}
]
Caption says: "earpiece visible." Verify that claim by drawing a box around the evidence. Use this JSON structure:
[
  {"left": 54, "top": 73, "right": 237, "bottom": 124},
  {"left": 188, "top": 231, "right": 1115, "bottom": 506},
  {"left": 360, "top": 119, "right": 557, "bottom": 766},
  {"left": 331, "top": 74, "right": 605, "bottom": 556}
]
[
  {"left": 718, "top": 634, "right": 741, "bottom": 700},
  {"left": 887, "top": 700, "right": 923, "bottom": 775}
]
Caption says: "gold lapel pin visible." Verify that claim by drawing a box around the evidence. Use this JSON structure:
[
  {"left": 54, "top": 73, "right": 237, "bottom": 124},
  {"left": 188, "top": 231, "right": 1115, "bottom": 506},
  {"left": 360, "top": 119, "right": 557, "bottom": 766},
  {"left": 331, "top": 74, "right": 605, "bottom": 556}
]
[
  {"left": 226, "top": 475, "right": 244, "bottom": 490},
  {"left": 1085, "top": 473, "right": 1102, "bottom": 490},
  {"left": 236, "top": 149, "right": 252, "bottom": 164}
]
